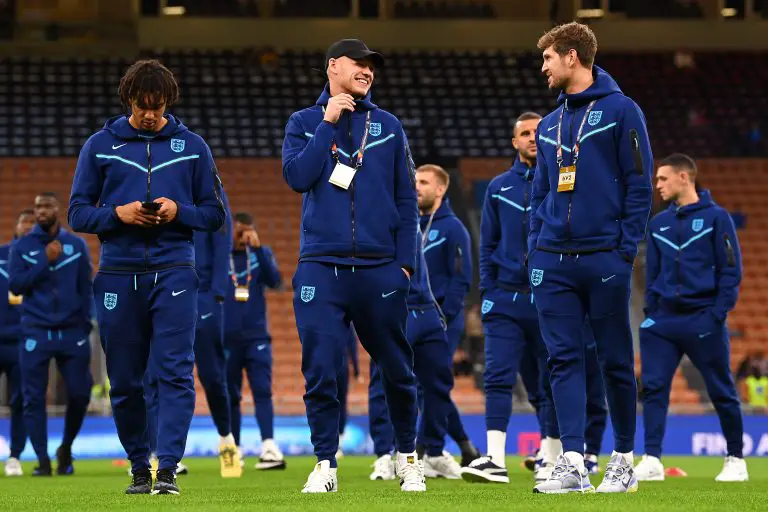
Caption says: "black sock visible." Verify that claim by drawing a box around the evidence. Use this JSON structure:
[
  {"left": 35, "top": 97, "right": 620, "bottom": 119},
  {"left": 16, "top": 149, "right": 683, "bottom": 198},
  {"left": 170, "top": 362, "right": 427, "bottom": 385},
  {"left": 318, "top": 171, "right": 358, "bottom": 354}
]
[{"left": 416, "top": 444, "right": 426, "bottom": 459}]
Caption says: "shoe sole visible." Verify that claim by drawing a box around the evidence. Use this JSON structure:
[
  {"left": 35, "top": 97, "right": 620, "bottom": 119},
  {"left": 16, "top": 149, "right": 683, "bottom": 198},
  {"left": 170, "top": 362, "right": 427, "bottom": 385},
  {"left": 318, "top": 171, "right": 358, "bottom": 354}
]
[
  {"left": 715, "top": 476, "right": 749, "bottom": 482},
  {"left": 401, "top": 487, "right": 427, "bottom": 492},
  {"left": 460, "top": 468, "right": 509, "bottom": 484},
  {"left": 256, "top": 460, "right": 287, "bottom": 470},
  {"left": 151, "top": 489, "right": 180, "bottom": 495},
  {"left": 301, "top": 487, "right": 338, "bottom": 493},
  {"left": 125, "top": 487, "right": 152, "bottom": 495},
  {"left": 370, "top": 475, "right": 396, "bottom": 481},
  {"left": 596, "top": 483, "right": 639, "bottom": 493},
  {"left": 534, "top": 486, "right": 596, "bottom": 494},
  {"left": 637, "top": 475, "right": 665, "bottom": 482}
]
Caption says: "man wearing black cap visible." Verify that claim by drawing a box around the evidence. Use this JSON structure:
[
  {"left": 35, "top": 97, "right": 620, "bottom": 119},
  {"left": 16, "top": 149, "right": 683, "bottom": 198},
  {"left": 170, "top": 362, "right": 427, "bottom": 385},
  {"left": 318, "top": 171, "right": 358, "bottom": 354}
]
[{"left": 282, "top": 39, "right": 424, "bottom": 493}]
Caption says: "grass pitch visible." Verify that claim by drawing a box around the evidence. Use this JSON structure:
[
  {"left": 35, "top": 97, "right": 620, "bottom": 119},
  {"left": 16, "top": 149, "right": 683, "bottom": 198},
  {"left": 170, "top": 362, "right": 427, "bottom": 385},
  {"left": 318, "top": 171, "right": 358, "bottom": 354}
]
[{"left": 0, "top": 456, "right": 766, "bottom": 511}]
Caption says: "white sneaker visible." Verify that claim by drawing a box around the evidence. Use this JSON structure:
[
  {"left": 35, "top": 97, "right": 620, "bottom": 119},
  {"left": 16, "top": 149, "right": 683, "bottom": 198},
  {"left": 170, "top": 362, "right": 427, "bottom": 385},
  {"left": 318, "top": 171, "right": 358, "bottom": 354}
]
[
  {"left": 596, "top": 452, "right": 638, "bottom": 493},
  {"left": 4, "top": 457, "right": 23, "bottom": 476},
  {"left": 302, "top": 460, "right": 338, "bottom": 493},
  {"left": 423, "top": 451, "right": 462, "bottom": 480},
  {"left": 176, "top": 461, "right": 189, "bottom": 475},
  {"left": 396, "top": 452, "right": 426, "bottom": 492},
  {"left": 256, "top": 438, "right": 286, "bottom": 470},
  {"left": 369, "top": 454, "right": 396, "bottom": 481},
  {"left": 715, "top": 456, "right": 748, "bottom": 482},
  {"left": 237, "top": 446, "right": 245, "bottom": 469},
  {"left": 534, "top": 454, "right": 594, "bottom": 494},
  {"left": 335, "top": 448, "right": 344, "bottom": 459},
  {"left": 634, "top": 455, "right": 664, "bottom": 482}
]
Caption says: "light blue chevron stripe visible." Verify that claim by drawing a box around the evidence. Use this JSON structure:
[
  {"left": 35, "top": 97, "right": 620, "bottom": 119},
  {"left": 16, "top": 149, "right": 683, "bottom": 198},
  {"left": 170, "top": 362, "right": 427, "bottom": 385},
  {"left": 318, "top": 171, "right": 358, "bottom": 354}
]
[
  {"left": 22, "top": 254, "right": 38, "bottom": 265},
  {"left": 0, "top": 267, "right": 8, "bottom": 279},
  {"left": 580, "top": 122, "right": 617, "bottom": 142},
  {"left": 652, "top": 233, "right": 679, "bottom": 250},
  {"left": 492, "top": 194, "right": 530, "bottom": 212},
  {"left": 539, "top": 135, "right": 572, "bottom": 152},
  {"left": 353, "top": 133, "right": 395, "bottom": 158},
  {"left": 680, "top": 227, "right": 714, "bottom": 249},
  {"left": 652, "top": 227, "right": 714, "bottom": 251},
  {"left": 51, "top": 252, "right": 82, "bottom": 271},
  {"left": 152, "top": 154, "right": 200, "bottom": 171},
  {"left": 423, "top": 237, "right": 447, "bottom": 253},
  {"left": 304, "top": 132, "right": 314, "bottom": 138},
  {"left": 96, "top": 154, "right": 199, "bottom": 173}
]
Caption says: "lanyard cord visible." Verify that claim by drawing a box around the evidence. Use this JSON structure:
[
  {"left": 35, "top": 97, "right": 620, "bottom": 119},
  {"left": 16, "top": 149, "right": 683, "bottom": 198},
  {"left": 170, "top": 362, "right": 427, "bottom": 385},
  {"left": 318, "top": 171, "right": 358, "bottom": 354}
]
[
  {"left": 556, "top": 99, "right": 596, "bottom": 168},
  {"left": 229, "top": 246, "right": 252, "bottom": 288}
]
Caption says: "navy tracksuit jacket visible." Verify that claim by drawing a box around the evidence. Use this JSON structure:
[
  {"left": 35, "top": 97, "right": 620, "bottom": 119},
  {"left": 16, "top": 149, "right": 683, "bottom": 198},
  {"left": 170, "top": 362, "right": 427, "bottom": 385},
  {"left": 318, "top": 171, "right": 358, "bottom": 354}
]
[
  {"left": 641, "top": 190, "right": 743, "bottom": 458},
  {"left": 369, "top": 235, "right": 457, "bottom": 457},
  {"left": 68, "top": 114, "right": 225, "bottom": 473},
  {"left": 283, "top": 83, "right": 419, "bottom": 466},
  {"left": 8, "top": 226, "right": 93, "bottom": 462},
  {"left": 224, "top": 244, "right": 282, "bottom": 446},
  {"left": 528, "top": 66, "right": 653, "bottom": 454},
  {"left": 480, "top": 157, "right": 607, "bottom": 449},
  {"left": 0, "top": 242, "right": 27, "bottom": 458}
]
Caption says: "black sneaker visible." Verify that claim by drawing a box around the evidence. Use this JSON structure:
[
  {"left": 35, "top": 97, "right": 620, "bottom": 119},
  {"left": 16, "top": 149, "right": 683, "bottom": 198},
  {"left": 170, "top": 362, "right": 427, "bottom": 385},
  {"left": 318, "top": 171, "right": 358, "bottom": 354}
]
[
  {"left": 459, "top": 440, "right": 481, "bottom": 468},
  {"left": 125, "top": 468, "right": 152, "bottom": 495},
  {"left": 56, "top": 446, "right": 74, "bottom": 475},
  {"left": 460, "top": 456, "right": 510, "bottom": 484},
  {"left": 32, "top": 460, "right": 52, "bottom": 477},
  {"left": 152, "top": 468, "right": 180, "bottom": 495}
]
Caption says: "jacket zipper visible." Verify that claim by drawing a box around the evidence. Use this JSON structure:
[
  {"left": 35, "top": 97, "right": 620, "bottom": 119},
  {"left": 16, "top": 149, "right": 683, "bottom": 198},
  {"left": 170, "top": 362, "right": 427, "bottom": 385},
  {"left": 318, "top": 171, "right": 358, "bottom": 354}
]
[
  {"left": 348, "top": 114, "right": 356, "bottom": 258},
  {"left": 565, "top": 104, "right": 575, "bottom": 242},
  {"left": 145, "top": 141, "right": 152, "bottom": 271},
  {"left": 675, "top": 213, "right": 682, "bottom": 299},
  {"left": 522, "top": 174, "right": 530, "bottom": 263}
]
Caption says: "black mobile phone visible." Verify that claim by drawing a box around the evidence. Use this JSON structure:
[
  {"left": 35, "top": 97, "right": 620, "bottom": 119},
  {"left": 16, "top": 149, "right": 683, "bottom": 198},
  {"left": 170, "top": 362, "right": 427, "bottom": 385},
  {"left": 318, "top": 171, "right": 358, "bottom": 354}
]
[{"left": 142, "top": 201, "right": 161, "bottom": 211}]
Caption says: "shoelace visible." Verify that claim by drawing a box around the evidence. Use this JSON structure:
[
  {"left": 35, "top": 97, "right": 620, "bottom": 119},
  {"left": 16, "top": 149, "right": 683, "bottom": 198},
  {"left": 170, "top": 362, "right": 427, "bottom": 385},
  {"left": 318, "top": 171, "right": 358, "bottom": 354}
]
[
  {"left": 221, "top": 449, "right": 235, "bottom": 467},
  {"left": 550, "top": 456, "right": 577, "bottom": 479},
  {"left": 399, "top": 461, "right": 422, "bottom": 483},
  {"left": 603, "top": 458, "right": 628, "bottom": 483},
  {"left": 304, "top": 469, "right": 329, "bottom": 489},
  {"left": 469, "top": 456, "right": 492, "bottom": 468}
]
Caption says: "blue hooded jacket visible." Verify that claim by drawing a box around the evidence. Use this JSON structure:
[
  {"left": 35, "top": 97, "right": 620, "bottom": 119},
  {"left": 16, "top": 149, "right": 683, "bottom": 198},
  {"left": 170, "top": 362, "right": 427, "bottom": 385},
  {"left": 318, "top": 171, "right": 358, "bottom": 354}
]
[
  {"left": 645, "top": 190, "right": 741, "bottom": 322},
  {"left": 419, "top": 200, "right": 472, "bottom": 322},
  {"left": 407, "top": 227, "right": 439, "bottom": 309},
  {"left": 480, "top": 156, "right": 535, "bottom": 293},
  {"left": 194, "top": 188, "right": 233, "bottom": 299},
  {"left": 529, "top": 66, "right": 653, "bottom": 261},
  {"left": 282, "top": 84, "right": 418, "bottom": 273},
  {"left": 224, "top": 245, "right": 282, "bottom": 340},
  {"left": 8, "top": 226, "right": 92, "bottom": 334},
  {"left": 68, "top": 115, "right": 226, "bottom": 272},
  {"left": 0, "top": 243, "right": 22, "bottom": 342}
]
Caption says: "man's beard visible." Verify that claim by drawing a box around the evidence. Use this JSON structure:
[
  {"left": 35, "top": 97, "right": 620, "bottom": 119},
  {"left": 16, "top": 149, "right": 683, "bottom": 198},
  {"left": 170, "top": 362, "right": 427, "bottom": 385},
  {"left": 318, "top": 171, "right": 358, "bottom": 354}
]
[{"left": 418, "top": 197, "right": 434, "bottom": 213}]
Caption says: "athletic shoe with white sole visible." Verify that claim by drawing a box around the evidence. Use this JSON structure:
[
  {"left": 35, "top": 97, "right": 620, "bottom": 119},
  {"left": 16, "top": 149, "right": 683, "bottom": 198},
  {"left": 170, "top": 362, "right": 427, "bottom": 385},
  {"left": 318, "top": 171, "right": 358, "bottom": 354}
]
[
  {"left": 152, "top": 469, "right": 180, "bottom": 495},
  {"left": 370, "top": 454, "right": 396, "bottom": 481},
  {"left": 535, "top": 461, "right": 555, "bottom": 483},
  {"left": 533, "top": 454, "right": 594, "bottom": 494},
  {"left": 460, "top": 456, "right": 509, "bottom": 484},
  {"left": 423, "top": 451, "right": 462, "bottom": 479},
  {"left": 176, "top": 461, "right": 188, "bottom": 475},
  {"left": 715, "top": 456, "right": 748, "bottom": 482},
  {"left": 125, "top": 468, "right": 152, "bottom": 495},
  {"left": 256, "top": 438, "right": 287, "bottom": 470},
  {"left": 584, "top": 453, "right": 600, "bottom": 474},
  {"left": 302, "top": 460, "right": 337, "bottom": 493},
  {"left": 634, "top": 455, "right": 664, "bottom": 482},
  {"left": 4, "top": 457, "right": 23, "bottom": 476},
  {"left": 596, "top": 453, "right": 638, "bottom": 493},
  {"left": 219, "top": 442, "right": 243, "bottom": 478},
  {"left": 396, "top": 452, "right": 426, "bottom": 492}
]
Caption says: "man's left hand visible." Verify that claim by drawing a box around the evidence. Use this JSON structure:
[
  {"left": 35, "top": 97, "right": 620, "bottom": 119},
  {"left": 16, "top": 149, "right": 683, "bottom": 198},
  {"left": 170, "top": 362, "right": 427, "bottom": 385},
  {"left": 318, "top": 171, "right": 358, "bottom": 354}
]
[{"left": 155, "top": 197, "right": 178, "bottom": 223}]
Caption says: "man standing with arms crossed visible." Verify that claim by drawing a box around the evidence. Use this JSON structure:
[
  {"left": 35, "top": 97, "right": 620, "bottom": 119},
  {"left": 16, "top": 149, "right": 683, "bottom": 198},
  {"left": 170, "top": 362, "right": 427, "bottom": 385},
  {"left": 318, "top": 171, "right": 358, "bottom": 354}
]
[
  {"left": 69, "top": 59, "right": 225, "bottom": 495},
  {"left": 283, "top": 38, "right": 424, "bottom": 493},
  {"left": 9, "top": 193, "right": 93, "bottom": 477},
  {"left": 528, "top": 22, "right": 652, "bottom": 494},
  {"left": 0, "top": 208, "right": 34, "bottom": 476},
  {"left": 415, "top": 164, "right": 478, "bottom": 467},
  {"left": 635, "top": 154, "right": 747, "bottom": 482}
]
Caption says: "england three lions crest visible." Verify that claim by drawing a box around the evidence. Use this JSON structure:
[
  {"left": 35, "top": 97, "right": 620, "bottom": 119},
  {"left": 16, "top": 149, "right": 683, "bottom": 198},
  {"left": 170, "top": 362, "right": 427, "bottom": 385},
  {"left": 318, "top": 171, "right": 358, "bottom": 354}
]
[
  {"left": 530, "top": 269, "right": 544, "bottom": 287},
  {"left": 587, "top": 111, "right": 602, "bottom": 126},
  {"left": 300, "top": 286, "right": 315, "bottom": 303},
  {"left": 170, "top": 138, "right": 185, "bottom": 153},
  {"left": 104, "top": 292, "right": 118, "bottom": 310},
  {"left": 369, "top": 123, "right": 382, "bottom": 137}
]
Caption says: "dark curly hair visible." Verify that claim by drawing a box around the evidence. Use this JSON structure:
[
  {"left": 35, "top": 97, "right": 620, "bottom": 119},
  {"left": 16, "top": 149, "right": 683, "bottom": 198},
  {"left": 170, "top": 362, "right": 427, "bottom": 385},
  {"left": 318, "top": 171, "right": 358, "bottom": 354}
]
[{"left": 118, "top": 59, "right": 180, "bottom": 110}]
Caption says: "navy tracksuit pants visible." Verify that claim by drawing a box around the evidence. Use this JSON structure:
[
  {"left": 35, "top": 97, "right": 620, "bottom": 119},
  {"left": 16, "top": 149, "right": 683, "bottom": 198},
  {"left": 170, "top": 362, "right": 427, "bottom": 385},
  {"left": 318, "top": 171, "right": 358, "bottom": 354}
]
[
  {"left": 194, "top": 292, "right": 231, "bottom": 437},
  {"left": 293, "top": 261, "right": 417, "bottom": 467},
  {"left": 0, "top": 341, "right": 26, "bottom": 458},
  {"left": 529, "top": 250, "right": 636, "bottom": 455},
  {"left": 226, "top": 331, "right": 274, "bottom": 444},
  {"left": 20, "top": 327, "right": 92, "bottom": 462},
  {"left": 481, "top": 289, "right": 552, "bottom": 434},
  {"left": 369, "top": 305, "right": 455, "bottom": 457},
  {"left": 640, "top": 309, "right": 743, "bottom": 458},
  {"left": 442, "top": 312, "right": 470, "bottom": 445},
  {"left": 94, "top": 268, "right": 198, "bottom": 473}
]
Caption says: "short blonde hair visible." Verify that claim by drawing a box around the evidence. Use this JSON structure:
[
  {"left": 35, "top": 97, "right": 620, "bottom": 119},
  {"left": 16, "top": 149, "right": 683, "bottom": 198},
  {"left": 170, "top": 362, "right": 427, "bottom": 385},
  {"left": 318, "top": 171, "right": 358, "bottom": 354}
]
[
  {"left": 537, "top": 22, "right": 598, "bottom": 68},
  {"left": 416, "top": 164, "right": 450, "bottom": 189}
]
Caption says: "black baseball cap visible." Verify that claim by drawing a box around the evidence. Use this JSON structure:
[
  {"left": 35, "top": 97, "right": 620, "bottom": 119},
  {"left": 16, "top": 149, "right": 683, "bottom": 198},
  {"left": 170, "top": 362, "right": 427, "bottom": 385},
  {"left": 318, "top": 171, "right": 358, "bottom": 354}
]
[{"left": 325, "top": 39, "right": 385, "bottom": 70}]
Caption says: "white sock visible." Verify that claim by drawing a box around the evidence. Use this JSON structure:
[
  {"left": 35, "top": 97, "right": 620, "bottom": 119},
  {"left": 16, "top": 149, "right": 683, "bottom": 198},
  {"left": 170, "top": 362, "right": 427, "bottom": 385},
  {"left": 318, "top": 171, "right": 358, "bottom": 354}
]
[
  {"left": 220, "top": 433, "right": 235, "bottom": 446},
  {"left": 542, "top": 437, "right": 562, "bottom": 464},
  {"left": 487, "top": 430, "right": 506, "bottom": 468},
  {"left": 564, "top": 451, "right": 585, "bottom": 472},
  {"left": 614, "top": 450, "right": 634, "bottom": 465}
]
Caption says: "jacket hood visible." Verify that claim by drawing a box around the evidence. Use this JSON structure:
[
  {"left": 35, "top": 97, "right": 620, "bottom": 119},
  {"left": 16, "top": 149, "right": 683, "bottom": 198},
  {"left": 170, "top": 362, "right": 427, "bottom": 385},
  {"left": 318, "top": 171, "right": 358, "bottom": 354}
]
[
  {"left": 557, "top": 66, "right": 622, "bottom": 107},
  {"left": 670, "top": 189, "right": 714, "bottom": 216},
  {"left": 29, "top": 224, "right": 62, "bottom": 240},
  {"left": 104, "top": 114, "right": 188, "bottom": 141},
  {"left": 511, "top": 155, "right": 535, "bottom": 180},
  {"left": 316, "top": 83, "right": 378, "bottom": 111},
  {"left": 427, "top": 198, "right": 455, "bottom": 221}
]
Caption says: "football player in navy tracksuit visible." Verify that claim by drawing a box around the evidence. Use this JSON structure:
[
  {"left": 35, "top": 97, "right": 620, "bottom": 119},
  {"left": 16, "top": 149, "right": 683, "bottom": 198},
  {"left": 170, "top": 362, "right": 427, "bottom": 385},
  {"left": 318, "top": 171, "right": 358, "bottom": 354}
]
[
  {"left": 282, "top": 39, "right": 425, "bottom": 493},
  {"left": 368, "top": 228, "right": 461, "bottom": 481},
  {"left": 461, "top": 112, "right": 608, "bottom": 484},
  {"left": 415, "top": 165, "right": 479, "bottom": 467},
  {"left": 8, "top": 193, "right": 93, "bottom": 477},
  {"left": 529, "top": 23, "right": 652, "bottom": 494},
  {"left": 224, "top": 212, "right": 285, "bottom": 470},
  {"left": 0, "top": 209, "right": 34, "bottom": 477},
  {"left": 337, "top": 326, "right": 360, "bottom": 458},
  {"left": 634, "top": 154, "right": 748, "bottom": 482},
  {"left": 68, "top": 60, "right": 225, "bottom": 495}
]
